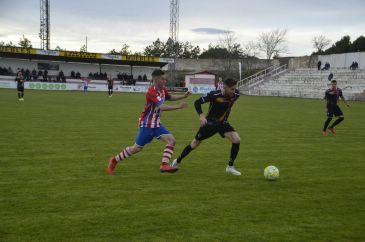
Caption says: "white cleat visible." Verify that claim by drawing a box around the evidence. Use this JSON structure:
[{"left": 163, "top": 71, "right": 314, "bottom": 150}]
[
  {"left": 226, "top": 166, "right": 242, "bottom": 176},
  {"left": 171, "top": 159, "right": 179, "bottom": 168}
]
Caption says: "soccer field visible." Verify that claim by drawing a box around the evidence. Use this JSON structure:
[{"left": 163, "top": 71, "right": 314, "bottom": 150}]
[{"left": 0, "top": 88, "right": 364, "bottom": 241}]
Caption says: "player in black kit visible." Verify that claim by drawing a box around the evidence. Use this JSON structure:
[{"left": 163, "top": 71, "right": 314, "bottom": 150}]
[
  {"left": 323, "top": 80, "right": 350, "bottom": 135},
  {"left": 107, "top": 76, "right": 114, "bottom": 97},
  {"left": 15, "top": 71, "right": 25, "bottom": 101},
  {"left": 172, "top": 78, "right": 242, "bottom": 175}
]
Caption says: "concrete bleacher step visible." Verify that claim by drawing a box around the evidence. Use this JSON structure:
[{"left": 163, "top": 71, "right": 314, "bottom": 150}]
[{"left": 240, "top": 68, "right": 365, "bottom": 100}]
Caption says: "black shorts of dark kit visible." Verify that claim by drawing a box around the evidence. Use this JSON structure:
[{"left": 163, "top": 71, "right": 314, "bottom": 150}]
[
  {"left": 195, "top": 121, "right": 235, "bottom": 141},
  {"left": 327, "top": 104, "right": 343, "bottom": 118}
]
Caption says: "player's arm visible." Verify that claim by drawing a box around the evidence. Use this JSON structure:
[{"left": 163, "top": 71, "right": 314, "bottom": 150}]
[
  {"left": 169, "top": 91, "right": 191, "bottom": 101},
  {"left": 159, "top": 102, "right": 188, "bottom": 111},
  {"left": 323, "top": 91, "right": 329, "bottom": 113},
  {"left": 194, "top": 92, "right": 213, "bottom": 127},
  {"left": 323, "top": 98, "right": 328, "bottom": 112},
  {"left": 147, "top": 90, "right": 188, "bottom": 111},
  {"left": 340, "top": 91, "right": 350, "bottom": 107}
]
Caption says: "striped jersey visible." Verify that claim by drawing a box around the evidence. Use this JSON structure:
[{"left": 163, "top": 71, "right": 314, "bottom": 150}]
[
  {"left": 139, "top": 85, "right": 171, "bottom": 128},
  {"left": 216, "top": 81, "right": 224, "bottom": 91},
  {"left": 324, "top": 88, "right": 343, "bottom": 105},
  {"left": 200, "top": 89, "right": 240, "bottom": 123}
]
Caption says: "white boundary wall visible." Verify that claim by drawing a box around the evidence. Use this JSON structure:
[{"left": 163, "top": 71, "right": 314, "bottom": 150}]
[
  {"left": 318, "top": 52, "right": 365, "bottom": 69},
  {"left": 0, "top": 80, "right": 150, "bottom": 93}
]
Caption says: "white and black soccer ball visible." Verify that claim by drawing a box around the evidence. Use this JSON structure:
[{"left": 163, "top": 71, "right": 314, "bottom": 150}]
[{"left": 264, "top": 165, "right": 279, "bottom": 181}]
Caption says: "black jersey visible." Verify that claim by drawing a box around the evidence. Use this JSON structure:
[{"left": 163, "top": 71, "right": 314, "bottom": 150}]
[
  {"left": 324, "top": 88, "right": 343, "bottom": 106},
  {"left": 107, "top": 79, "right": 113, "bottom": 86},
  {"left": 15, "top": 77, "right": 24, "bottom": 87},
  {"left": 195, "top": 89, "right": 240, "bottom": 123}
]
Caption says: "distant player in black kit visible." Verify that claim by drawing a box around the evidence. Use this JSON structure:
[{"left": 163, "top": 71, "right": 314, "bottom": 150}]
[
  {"left": 323, "top": 80, "right": 350, "bottom": 135},
  {"left": 15, "top": 71, "right": 25, "bottom": 101},
  {"left": 172, "top": 78, "right": 242, "bottom": 175},
  {"left": 107, "top": 76, "right": 114, "bottom": 97}
]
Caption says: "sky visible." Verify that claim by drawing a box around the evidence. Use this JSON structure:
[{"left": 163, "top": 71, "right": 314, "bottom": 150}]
[{"left": 0, "top": 0, "right": 364, "bottom": 57}]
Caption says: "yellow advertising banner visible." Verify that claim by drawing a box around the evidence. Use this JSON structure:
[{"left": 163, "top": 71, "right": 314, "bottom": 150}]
[
  {"left": 0, "top": 46, "right": 37, "bottom": 54},
  {"left": 0, "top": 47, "right": 173, "bottom": 63},
  {"left": 59, "top": 51, "right": 101, "bottom": 59},
  {"left": 122, "top": 55, "right": 160, "bottom": 62}
]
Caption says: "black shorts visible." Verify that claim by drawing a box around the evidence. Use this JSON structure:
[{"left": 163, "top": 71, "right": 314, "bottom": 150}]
[
  {"left": 327, "top": 104, "right": 343, "bottom": 118},
  {"left": 195, "top": 121, "right": 235, "bottom": 141},
  {"left": 108, "top": 86, "right": 113, "bottom": 89},
  {"left": 17, "top": 86, "right": 24, "bottom": 92}
]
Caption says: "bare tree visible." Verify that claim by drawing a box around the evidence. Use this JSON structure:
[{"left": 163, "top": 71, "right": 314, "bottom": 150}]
[
  {"left": 120, "top": 43, "right": 131, "bottom": 55},
  {"left": 312, "top": 35, "right": 331, "bottom": 53},
  {"left": 80, "top": 44, "right": 87, "bottom": 52},
  {"left": 217, "top": 32, "right": 242, "bottom": 78},
  {"left": 257, "top": 29, "right": 288, "bottom": 64},
  {"left": 18, "top": 35, "right": 32, "bottom": 48},
  {"left": 55, "top": 46, "right": 65, "bottom": 51},
  {"left": 242, "top": 41, "right": 259, "bottom": 72}
]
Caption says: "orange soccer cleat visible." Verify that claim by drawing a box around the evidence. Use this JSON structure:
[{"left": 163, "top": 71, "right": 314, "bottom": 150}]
[
  {"left": 160, "top": 163, "right": 178, "bottom": 173},
  {"left": 328, "top": 127, "right": 336, "bottom": 135},
  {"left": 107, "top": 157, "right": 118, "bottom": 175}
]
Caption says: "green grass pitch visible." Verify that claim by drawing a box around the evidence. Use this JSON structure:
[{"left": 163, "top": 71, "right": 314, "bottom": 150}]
[{"left": 0, "top": 88, "right": 364, "bottom": 241}]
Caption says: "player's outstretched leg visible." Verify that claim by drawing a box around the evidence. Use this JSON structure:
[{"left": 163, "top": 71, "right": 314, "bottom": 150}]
[
  {"left": 172, "top": 139, "right": 201, "bottom": 168},
  {"left": 323, "top": 117, "right": 332, "bottom": 136},
  {"left": 107, "top": 145, "right": 142, "bottom": 175},
  {"left": 224, "top": 132, "right": 241, "bottom": 176},
  {"left": 328, "top": 117, "right": 344, "bottom": 135},
  {"left": 159, "top": 134, "right": 178, "bottom": 173}
]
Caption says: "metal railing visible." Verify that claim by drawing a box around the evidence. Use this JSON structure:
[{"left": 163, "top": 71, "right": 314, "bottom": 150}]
[{"left": 238, "top": 64, "right": 288, "bottom": 89}]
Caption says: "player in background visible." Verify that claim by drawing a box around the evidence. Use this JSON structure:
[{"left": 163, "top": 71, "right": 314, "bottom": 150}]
[
  {"left": 216, "top": 77, "right": 224, "bottom": 91},
  {"left": 83, "top": 78, "right": 89, "bottom": 93},
  {"left": 107, "top": 76, "right": 114, "bottom": 97},
  {"left": 172, "top": 78, "right": 242, "bottom": 176},
  {"left": 107, "top": 69, "right": 191, "bottom": 174},
  {"left": 323, "top": 80, "right": 350, "bottom": 135},
  {"left": 15, "top": 71, "right": 25, "bottom": 101}
]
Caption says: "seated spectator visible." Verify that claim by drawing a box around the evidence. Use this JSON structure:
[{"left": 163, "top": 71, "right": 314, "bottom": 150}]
[
  {"left": 71, "top": 70, "right": 76, "bottom": 78},
  {"left": 354, "top": 62, "right": 359, "bottom": 70},
  {"left": 328, "top": 73, "right": 334, "bottom": 82},
  {"left": 350, "top": 62, "right": 355, "bottom": 70},
  {"left": 8, "top": 67, "right": 14, "bottom": 75},
  {"left": 88, "top": 72, "right": 93, "bottom": 78},
  {"left": 143, "top": 74, "right": 147, "bottom": 81},
  {"left": 38, "top": 70, "right": 43, "bottom": 78},
  {"left": 24, "top": 69, "right": 30, "bottom": 81},
  {"left": 31, "top": 69, "right": 37, "bottom": 80},
  {"left": 58, "top": 70, "right": 65, "bottom": 82},
  {"left": 76, "top": 71, "right": 81, "bottom": 79},
  {"left": 322, "top": 62, "right": 330, "bottom": 70},
  {"left": 43, "top": 70, "right": 48, "bottom": 82}
]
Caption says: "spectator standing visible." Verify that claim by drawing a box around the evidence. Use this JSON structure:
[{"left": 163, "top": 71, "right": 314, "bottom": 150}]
[{"left": 317, "top": 61, "right": 322, "bottom": 71}]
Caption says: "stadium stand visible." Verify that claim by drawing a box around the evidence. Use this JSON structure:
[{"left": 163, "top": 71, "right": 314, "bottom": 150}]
[{"left": 240, "top": 68, "right": 365, "bottom": 100}]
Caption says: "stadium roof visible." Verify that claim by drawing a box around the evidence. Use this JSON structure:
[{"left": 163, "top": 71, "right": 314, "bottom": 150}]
[{"left": 0, "top": 46, "right": 173, "bottom": 67}]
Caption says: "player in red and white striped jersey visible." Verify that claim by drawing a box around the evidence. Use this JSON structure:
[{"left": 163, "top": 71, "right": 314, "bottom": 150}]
[
  {"left": 216, "top": 77, "right": 224, "bottom": 91},
  {"left": 107, "top": 69, "right": 191, "bottom": 174}
]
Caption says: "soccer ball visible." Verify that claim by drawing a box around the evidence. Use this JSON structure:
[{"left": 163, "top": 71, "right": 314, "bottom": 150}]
[{"left": 264, "top": 165, "right": 279, "bottom": 181}]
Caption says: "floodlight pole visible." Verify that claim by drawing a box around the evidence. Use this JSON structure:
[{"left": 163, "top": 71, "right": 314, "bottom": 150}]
[
  {"left": 169, "top": 0, "right": 179, "bottom": 86},
  {"left": 39, "top": 0, "right": 50, "bottom": 50}
]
